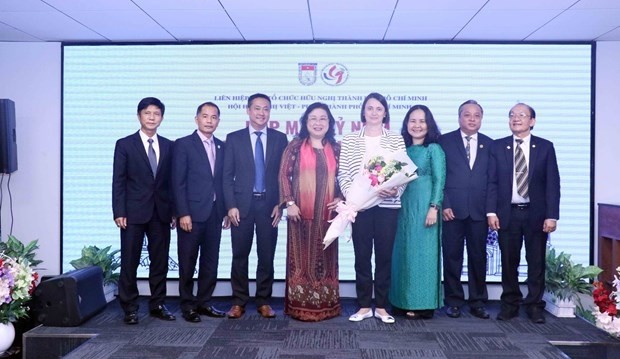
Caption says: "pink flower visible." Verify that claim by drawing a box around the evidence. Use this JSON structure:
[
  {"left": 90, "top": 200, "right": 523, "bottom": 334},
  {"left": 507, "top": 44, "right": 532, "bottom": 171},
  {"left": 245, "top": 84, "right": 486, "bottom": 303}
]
[{"left": 369, "top": 174, "right": 379, "bottom": 186}]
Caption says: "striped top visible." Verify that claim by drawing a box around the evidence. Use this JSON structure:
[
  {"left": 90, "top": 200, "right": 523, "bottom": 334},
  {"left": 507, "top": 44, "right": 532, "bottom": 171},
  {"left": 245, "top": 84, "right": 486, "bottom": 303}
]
[{"left": 338, "top": 126, "right": 406, "bottom": 209}]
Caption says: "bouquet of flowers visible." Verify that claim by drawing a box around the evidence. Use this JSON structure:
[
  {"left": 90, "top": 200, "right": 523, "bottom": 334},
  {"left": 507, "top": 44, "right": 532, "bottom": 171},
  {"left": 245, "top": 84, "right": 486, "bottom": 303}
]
[
  {"left": 0, "top": 236, "right": 40, "bottom": 324},
  {"left": 592, "top": 267, "right": 620, "bottom": 337},
  {"left": 323, "top": 150, "right": 418, "bottom": 249}
]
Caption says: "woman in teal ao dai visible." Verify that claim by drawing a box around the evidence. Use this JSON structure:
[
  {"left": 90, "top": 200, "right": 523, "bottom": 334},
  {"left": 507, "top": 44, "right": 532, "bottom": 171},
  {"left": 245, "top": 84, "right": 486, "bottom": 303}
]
[{"left": 390, "top": 104, "right": 446, "bottom": 319}]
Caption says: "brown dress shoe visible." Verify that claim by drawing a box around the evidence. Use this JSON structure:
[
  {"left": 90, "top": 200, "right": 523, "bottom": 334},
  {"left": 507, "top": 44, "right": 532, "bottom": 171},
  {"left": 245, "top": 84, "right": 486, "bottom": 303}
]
[
  {"left": 257, "top": 304, "right": 276, "bottom": 318},
  {"left": 227, "top": 305, "right": 245, "bottom": 319}
]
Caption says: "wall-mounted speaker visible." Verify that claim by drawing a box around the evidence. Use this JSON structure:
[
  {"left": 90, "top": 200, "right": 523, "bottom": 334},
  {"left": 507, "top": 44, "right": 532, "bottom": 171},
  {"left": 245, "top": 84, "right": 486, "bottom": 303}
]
[
  {"left": 0, "top": 99, "right": 17, "bottom": 174},
  {"left": 32, "top": 266, "right": 107, "bottom": 327}
]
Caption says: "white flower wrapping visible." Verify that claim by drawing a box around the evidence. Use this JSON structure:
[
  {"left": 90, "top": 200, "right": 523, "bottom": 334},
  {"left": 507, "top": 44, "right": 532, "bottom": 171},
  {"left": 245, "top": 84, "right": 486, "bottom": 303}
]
[{"left": 323, "top": 150, "right": 418, "bottom": 249}]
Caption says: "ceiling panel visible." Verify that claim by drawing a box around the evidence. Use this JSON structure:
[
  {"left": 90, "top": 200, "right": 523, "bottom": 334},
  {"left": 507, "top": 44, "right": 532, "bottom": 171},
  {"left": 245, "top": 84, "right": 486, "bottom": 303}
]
[
  {"left": 132, "top": 0, "right": 221, "bottom": 11},
  {"left": 482, "top": 0, "right": 577, "bottom": 11},
  {"left": 0, "top": 9, "right": 105, "bottom": 41},
  {"left": 43, "top": 0, "right": 137, "bottom": 11},
  {"left": 148, "top": 9, "right": 241, "bottom": 41},
  {"left": 310, "top": 0, "right": 395, "bottom": 40},
  {"left": 597, "top": 26, "right": 620, "bottom": 41},
  {"left": 312, "top": 9, "right": 394, "bottom": 40},
  {"left": 62, "top": 10, "right": 176, "bottom": 41},
  {"left": 527, "top": 8, "right": 620, "bottom": 41},
  {"left": 220, "top": 0, "right": 311, "bottom": 40},
  {"left": 394, "top": 0, "right": 486, "bottom": 11},
  {"left": 571, "top": 0, "right": 620, "bottom": 10},
  {"left": 455, "top": 9, "right": 563, "bottom": 41},
  {"left": 0, "top": 0, "right": 54, "bottom": 12},
  {"left": 386, "top": 9, "right": 476, "bottom": 40},
  {"left": 0, "top": 22, "right": 41, "bottom": 41},
  {"left": 0, "top": 0, "right": 619, "bottom": 42}
]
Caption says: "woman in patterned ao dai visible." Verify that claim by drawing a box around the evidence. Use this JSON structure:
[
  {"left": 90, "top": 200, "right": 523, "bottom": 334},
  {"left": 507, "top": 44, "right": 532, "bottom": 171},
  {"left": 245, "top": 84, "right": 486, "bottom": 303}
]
[{"left": 278, "top": 102, "right": 342, "bottom": 321}]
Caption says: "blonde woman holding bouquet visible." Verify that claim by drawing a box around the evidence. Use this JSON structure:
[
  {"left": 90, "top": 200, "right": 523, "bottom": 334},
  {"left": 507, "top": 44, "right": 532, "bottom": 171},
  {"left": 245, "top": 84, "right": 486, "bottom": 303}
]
[
  {"left": 279, "top": 102, "right": 342, "bottom": 321},
  {"left": 389, "top": 104, "right": 446, "bottom": 319},
  {"left": 338, "top": 92, "right": 406, "bottom": 324}
]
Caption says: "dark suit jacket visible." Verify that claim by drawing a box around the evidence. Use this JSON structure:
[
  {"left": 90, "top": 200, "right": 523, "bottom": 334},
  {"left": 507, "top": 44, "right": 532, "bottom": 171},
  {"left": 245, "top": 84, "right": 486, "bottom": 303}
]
[
  {"left": 171, "top": 131, "right": 226, "bottom": 222},
  {"left": 486, "top": 135, "right": 560, "bottom": 228},
  {"left": 223, "top": 127, "right": 288, "bottom": 217},
  {"left": 439, "top": 129, "right": 493, "bottom": 221},
  {"left": 112, "top": 131, "right": 173, "bottom": 224}
]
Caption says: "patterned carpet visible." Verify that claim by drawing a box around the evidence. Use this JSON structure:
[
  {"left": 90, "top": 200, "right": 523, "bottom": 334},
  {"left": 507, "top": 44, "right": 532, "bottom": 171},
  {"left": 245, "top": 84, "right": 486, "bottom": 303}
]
[{"left": 22, "top": 297, "right": 620, "bottom": 359}]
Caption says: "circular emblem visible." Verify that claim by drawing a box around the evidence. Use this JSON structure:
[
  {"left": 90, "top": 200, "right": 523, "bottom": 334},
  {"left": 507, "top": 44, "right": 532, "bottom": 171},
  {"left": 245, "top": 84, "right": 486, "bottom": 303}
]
[{"left": 321, "top": 63, "right": 349, "bottom": 86}]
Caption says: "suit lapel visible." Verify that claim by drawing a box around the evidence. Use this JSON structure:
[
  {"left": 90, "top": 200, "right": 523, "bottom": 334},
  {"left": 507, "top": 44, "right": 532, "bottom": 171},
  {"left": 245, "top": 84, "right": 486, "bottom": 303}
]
[
  {"left": 242, "top": 130, "right": 254, "bottom": 168},
  {"left": 214, "top": 137, "right": 224, "bottom": 177},
  {"left": 132, "top": 132, "right": 152, "bottom": 174},
  {"left": 528, "top": 135, "right": 539, "bottom": 181},
  {"left": 454, "top": 131, "right": 470, "bottom": 168},
  {"left": 156, "top": 135, "right": 168, "bottom": 178},
  {"left": 265, "top": 128, "right": 274, "bottom": 168},
  {"left": 502, "top": 137, "right": 514, "bottom": 183},
  {"left": 191, "top": 132, "right": 213, "bottom": 179}
]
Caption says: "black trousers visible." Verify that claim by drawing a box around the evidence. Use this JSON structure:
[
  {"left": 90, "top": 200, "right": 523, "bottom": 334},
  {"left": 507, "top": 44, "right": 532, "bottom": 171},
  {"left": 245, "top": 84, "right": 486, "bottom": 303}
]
[
  {"left": 118, "top": 216, "right": 170, "bottom": 313},
  {"left": 177, "top": 203, "right": 223, "bottom": 312},
  {"left": 351, "top": 206, "right": 399, "bottom": 309},
  {"left": 498, "top": 207, "right": 548, "bottom": 312},
  {"left": 442, "top": 217, "right": 489, "bottom": 308},
  {"left": 230, "top": 197, "right": 278, "bottom": 307}
]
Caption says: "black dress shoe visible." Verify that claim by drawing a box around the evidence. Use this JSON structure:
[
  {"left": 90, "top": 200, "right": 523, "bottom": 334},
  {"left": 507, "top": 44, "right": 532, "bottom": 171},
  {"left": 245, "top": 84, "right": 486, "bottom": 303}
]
[
  {"left": 406, "top": 309, "right": 434, "bottom": 320},
  {"left": 182, "top": 310, "right": 201, "bottom": 323},
  {"left": 470, "top": 306, "right": 490, "bottom": 319},
  {"left": 496, "top": 309, "right": 519, "bottom": 321},
  {"left": 527, "top": 308, "right": 546, "bottom": 324},
  {"left": 445, "top": 306, "right": 461, "bottom": 318},
  {"left": 150, "top": 304, "right": 176, "bottom": 321},
  {"left": 197, "top": 305, "right": 226, "bottom": 318},
  {"left": 124, "top": 311, "right": 138, "bottom": 325}
]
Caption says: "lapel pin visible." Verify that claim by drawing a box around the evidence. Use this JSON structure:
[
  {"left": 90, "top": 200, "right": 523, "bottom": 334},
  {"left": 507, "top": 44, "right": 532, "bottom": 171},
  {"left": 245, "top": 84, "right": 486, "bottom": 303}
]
[
  {"left": 532, "top": 144, "right": 536, "bottom": 148},
  {"left": 479, "top": 144, "right": 484, "bottom": 148}
]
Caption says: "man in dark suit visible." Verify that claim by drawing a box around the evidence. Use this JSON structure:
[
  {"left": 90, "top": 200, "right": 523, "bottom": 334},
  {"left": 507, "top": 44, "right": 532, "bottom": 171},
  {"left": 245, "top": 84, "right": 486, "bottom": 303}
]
[
  {"left": 487, "top": 103, "right": 560, "bottom": 324},
  {"left": 112, "top": 97, "right": 175, "bottom": 325},
  {"left": 172, "top": 102, "right": 230, "bottom": 323},
  {"left": 223, "top": 93, "right": 288, "bottom": 319},
  {"left": 439, "top": 100, "right": 493, "bottom": 320}
]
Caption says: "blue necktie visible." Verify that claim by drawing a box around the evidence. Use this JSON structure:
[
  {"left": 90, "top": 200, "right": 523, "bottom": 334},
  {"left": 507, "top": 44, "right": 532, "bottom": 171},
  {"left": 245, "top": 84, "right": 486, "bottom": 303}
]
[
  {"left": 254, "top": 132, "right": 265, "bottom": 192},
  {"left": 147, "top": 138, "right": 157, "bottom": 177}
]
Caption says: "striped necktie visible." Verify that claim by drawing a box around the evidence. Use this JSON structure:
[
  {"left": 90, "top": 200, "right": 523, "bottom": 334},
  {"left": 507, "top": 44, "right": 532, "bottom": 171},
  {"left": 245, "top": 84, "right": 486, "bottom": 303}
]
[{"left": 514, "top": 139, "right": 529, "bottom": 198}]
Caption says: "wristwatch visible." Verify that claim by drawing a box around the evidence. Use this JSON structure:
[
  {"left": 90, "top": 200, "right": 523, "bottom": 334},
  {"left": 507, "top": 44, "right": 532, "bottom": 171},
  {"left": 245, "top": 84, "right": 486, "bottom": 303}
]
[
  {"left": 286, "top": 201, "right": 295, "bottom": 207},
  {"left": 429, "top": 203, "right": 439, "bottom": 210}
]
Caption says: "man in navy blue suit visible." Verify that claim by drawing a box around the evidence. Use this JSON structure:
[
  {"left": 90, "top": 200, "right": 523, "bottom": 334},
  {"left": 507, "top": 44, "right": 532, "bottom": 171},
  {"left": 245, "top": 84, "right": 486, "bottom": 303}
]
[
  {"left": 487, "top": 103, "right": 560, "bottom": 324},
  {"left": 439, "top": 100, "right": 493, "bottom": 320},
  {"left": 223, "top": 93, "right": 288, "bottom": 319},
  {"left": 172, "top": 102, "right": 230, "bottom": 323},
  {"left": 113, "top": 97, "right": 175, "bottom": 325}
]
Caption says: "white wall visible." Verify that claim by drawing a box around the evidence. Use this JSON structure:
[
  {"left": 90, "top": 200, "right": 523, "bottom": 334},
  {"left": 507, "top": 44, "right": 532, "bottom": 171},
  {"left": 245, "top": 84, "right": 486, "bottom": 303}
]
[
  {"left": 594, "top": 42, "right": 620, "bottom": 265},
  {"left": 0, "top": 40, "right": 617, "bottom": 292},
  {"left": 0, "top": 42, "right": 61, "bottom": 277},
  {"left": 595, "top": 43, "right": 620, "bottom": 216}
]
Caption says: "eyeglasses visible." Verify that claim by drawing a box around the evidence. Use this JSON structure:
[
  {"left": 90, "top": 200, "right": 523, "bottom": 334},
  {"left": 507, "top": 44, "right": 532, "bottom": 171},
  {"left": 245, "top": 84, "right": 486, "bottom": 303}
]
[{"left": 509, "top": 112, "right": 530, "bottom": 120}]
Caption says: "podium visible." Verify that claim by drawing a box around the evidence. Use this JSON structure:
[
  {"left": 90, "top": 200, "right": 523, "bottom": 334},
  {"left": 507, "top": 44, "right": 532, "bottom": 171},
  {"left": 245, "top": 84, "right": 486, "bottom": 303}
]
[{"left": 598, "top": 203, "right": 620, "bottom": 283}]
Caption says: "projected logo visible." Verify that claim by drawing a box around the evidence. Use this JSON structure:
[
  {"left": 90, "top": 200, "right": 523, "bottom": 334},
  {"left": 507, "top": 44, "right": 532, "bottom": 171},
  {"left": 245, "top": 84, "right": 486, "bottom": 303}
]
[
  {"left": 321, "top": 63, "right": 348, "bottom": 86},
  {"left": 298, "top": 63, "right": 317, "bottom": 86}
]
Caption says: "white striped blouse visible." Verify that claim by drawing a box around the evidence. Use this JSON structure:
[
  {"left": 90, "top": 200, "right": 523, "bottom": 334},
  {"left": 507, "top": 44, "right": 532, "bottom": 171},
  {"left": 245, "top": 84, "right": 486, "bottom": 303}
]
[{"left": 338, "top": 126, "right": 406, "bottom": 209}]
